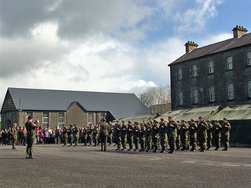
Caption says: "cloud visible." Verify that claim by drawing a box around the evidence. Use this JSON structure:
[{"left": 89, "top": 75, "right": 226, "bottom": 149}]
[
  {"left": 198, "top": 33, "right": 232, "bottom": 46},
  {"left": 0, "top": 22, "right": 69, "bottom": 78},
  {"left": 0, "top": 0, "right": 154, "bottom": 42},
  {"left": 174, "top": 0, "right": 223, "bottom": 32},
  {"left": 0, "top": 0, "right": 226, "bottom": 110}
]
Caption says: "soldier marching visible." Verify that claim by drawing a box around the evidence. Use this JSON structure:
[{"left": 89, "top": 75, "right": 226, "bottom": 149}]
[{"left": 1, "top": 117, "right": 232, "bottom": 157}]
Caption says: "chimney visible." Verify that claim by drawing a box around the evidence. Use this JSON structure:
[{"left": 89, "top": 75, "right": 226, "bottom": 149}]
[
  {"left": 185, "top": 41, "right": 198, "bottom": 53},
  {"left": 232, "top": 25, "right": 248, "bottom": 39}
]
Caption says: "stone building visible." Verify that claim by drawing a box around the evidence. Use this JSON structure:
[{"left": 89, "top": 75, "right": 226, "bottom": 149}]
[
  {"left": 169, "top": 25, "right": 251, "bottom": 111},
  {"left": 1, "top": 88, "right": 150, "bottom": 129}
]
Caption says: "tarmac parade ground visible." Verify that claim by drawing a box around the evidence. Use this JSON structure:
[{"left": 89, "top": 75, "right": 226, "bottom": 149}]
[{"left": 0, "top": 144, "right": 251, "bottom": 188}]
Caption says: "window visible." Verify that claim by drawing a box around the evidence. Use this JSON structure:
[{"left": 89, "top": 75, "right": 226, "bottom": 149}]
[
  {"left": 248, "top": 80, "right": 251, "bottom": 98},
  {"left": 209, "top": 87, "right": 215, "bottom": 102},
  {"left": 101, "top": 113, "right": 106, "bottom": 118},
  {"left": 42, "top": 112, "right": 49, "bottom": 127},
  {"left": 192, "top": 65, "right": 198, "bottom": 77},
  {"left": 58, "top": 112, "right": 64, "bottom": 128},
  {"left": 178, "top": 68, "right": 182, "bottom": 80},
  {"left": 227, "top": 84, "right": 234, "bottom": 100},
  {"left": 247, "top": 52, "right": 251, "bottom": 66},
  {"left": 208, "top": 61, "right": 214, "bottom": 74},
  {"left": 178, "top": 92, "right": 183, "bottom": 105},
  {"left": 191, "top": 88, "right": 198, "bottom": 104},
  {"left": 226, "top": 56, "right": 233, "bottom": 70},
  {"left": 88, "top": 112, "right": 93, "bottom": 124}
]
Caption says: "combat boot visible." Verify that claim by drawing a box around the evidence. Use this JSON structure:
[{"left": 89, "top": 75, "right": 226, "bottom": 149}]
[{"left": 168, "top": 150, "right": 174, "bottom": 154}]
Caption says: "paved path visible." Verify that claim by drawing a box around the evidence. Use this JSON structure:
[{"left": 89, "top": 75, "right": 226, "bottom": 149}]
[{"left": 0, "top": 144, "right": 251, "bottom": 188}]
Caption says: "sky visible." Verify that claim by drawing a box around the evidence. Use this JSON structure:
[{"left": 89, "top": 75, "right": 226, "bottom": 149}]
[{"left": 0, "top": 0, "right": 251, "bottom": 108}]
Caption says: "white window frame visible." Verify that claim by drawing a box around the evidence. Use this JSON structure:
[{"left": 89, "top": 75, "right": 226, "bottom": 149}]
[
  {"left": 178, "top": 92, "right": 183, "bottom": 105},
  {"left": 88, "top": 112, "right": 93, "bottom": 124},
  {"left": 247, "top": 52, "right": 251, "bottom": 66},
  {"left": 209, "top": 87, "right": 215, "bottom": 102},
  {"left": 178, "top": 68, "right": 182, "bottom": 80},
  {"left": 208, "top": 61, "right": 214, "bottom": 74},
  {"left": 58, "top": 112, "right": 64, "bottom": 128},
  {"left": 192, "top": 65, "right": 198, "bottom": 77},
  {"left": 42, "top": 112, "right": 49, "bottom": 127},
  {"left": 227, "top": 83, "right": 234, "bottom": 100},
  {"left": 248, "top": 80, "right": 251, "bottom": 98},
  {"left": 191, "top": 88, "right": 198, "bottom": 104},
  {"left": 226, "top": 56, "right": 233, "bottom": 70}
]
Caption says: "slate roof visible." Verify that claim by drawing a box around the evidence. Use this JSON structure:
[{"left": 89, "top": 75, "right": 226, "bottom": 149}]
[
  {"left": 169, "top": 33, "right": 251, "bottom": 65},
  {"left": 5, "top": 88, "right": 151, "bottom": 119}
]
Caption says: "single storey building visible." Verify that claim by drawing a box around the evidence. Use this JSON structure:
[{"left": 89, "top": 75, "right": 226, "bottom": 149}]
[{"left": 1, "top": 88, "right": 151, "bottom": 128}]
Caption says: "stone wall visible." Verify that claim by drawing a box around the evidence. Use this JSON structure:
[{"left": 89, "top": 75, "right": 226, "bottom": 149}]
[{"left": 170, "top": 45, "right": 251, "bottom": 110}]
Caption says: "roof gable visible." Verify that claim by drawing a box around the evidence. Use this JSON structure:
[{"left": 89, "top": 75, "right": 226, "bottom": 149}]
[
  {"left": 1, "top": 90, "right": 17, "bottom": 112},
  {"left": 170, "top": 33, "right": 251, "bottom": 65},
  {"left": 5, "top": 88, "right": 150, "bottom": 119}
]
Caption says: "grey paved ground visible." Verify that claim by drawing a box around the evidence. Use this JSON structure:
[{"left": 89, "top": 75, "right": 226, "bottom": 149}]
[{"left": 0, "top": 144, "right": 251, "bottom": 188}]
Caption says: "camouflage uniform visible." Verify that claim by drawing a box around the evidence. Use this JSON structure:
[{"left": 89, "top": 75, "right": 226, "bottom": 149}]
[
  {"left": 133, "top": 123, "right": 140, "bottom": 151},
  {"left": 167, "top": 120, "right": 177, "bottom": 153},
  {"left": 82, "top": 127, "right": 87, "bottom": 146},
  {"left": 92, "top": 126, "right": 99, "bottom": 146},
  {"left": 197, "top": 119, "right": 208, "bottom": 152},
  {"left": 127, "top": 122, "right": 134, "bottom": 151},
  {"left": 87, "top": 127, "right": 93, "bottom": 146},
  {"left": 9, "top": 124, "right": 17, "bottom": 149},
  {"left": 144, "top": 122, "right": 152, "bottom": 152},
  {"left": 121, "top": 122, "right": 127, "bottom": 150},
  {"left": 73, "top": 125, "right": 79, "bottom": 147},
  {"left": 213, "top": 121, "right": 221, "bottom": 150},
  {"left": 115, "top": 122, "right": 122, "bottom": 150},
  {"left": 25, "top": 118, "right": 39, "bottom": 159},
  {"left": 55, "top": 128, "right": 60, "bottom": 144},
  {"left": 151, "top": 121, "right": 159, "bottom": 152},
  {"left": 206, "top": 121, "right": 213, "bottom": 150},
  {"left": 107, "top": 122, "right": 113, "bottom": 145},
  {"left": 100, "top": 121, "right": 110, "bottom": 151},
  {"left": 221, "top": 120, "right": 231, "bottom": 151},
  {"left": 176, "top": 122, "right": 181, "bottom": 150},
  {"left": 159, "top": 120, "right": 167, "bottom": 153},
  {"left": 180, "top": 121, "right": 189, "bottom": 151},
  {"left": 189, "top": 120, "right": 197, "bottom": 151},
  {"left": 139, "top": 124, "right": 145, "bottom": 152}
]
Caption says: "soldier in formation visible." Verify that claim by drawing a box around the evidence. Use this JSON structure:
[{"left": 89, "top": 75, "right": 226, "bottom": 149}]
[
  {"left": 159, "top": 118, "right": 167, "bottom": 153},
  {"left": 127, "top": 121, "right": 134, "bottom": 151},
  {"left": 180, "top": 120, "right": 189, "bottom": 151},
  {"left": 1, "top": 117, "right": 231, "bottom": 155},
  {"left": 189, "top": 119, "right": 197, "bottom": 151},
  {"left": 221, "top": 118, "right": 231, "bottom": 151},
  {"left": 121, "top": 121, "right": 127, "bottom": 151},
  {"left": 213, "top": 120, "right": 221, "bottom": 150},
  {"left": 109, "top": 117, "right": 231, "bottom": 153},
  {"left": 73, "top": 124, "right": 79, "bottom": 147}
]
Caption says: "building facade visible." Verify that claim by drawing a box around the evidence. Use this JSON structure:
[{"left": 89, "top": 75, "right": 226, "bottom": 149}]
[
  {"left": 169, "top": 26, "right": 251, "bottom": 111},
  {"left": 1, "top": 88, "right": 150, "bottom": 129}
]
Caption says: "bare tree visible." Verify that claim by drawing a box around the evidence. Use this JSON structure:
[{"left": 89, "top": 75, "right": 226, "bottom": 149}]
[{"left": 139, "top": 85, "right": 171, "bottom": 115}]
